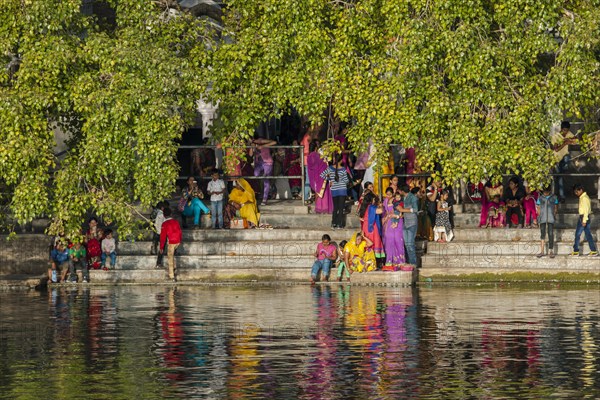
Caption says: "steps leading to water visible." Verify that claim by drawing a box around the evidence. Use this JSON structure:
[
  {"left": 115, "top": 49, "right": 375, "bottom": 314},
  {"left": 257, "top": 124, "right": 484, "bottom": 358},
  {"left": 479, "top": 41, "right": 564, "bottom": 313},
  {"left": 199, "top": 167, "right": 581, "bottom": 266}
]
[
  {"left": 420, "top": 197, "right": 600, "bottom": 278},
  {"left": 107, "top": 196, "right": 599, "bottom": 284},
  {"left": 451, "top": 227, "right": 599, "bottom": 242}
]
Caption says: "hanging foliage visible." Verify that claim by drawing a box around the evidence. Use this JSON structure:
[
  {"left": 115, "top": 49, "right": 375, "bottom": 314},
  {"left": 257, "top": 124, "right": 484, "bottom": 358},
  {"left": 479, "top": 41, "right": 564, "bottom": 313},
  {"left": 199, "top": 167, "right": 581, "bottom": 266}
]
[{"left": 207, "top": 0, "right": 600, "bottom": 187}]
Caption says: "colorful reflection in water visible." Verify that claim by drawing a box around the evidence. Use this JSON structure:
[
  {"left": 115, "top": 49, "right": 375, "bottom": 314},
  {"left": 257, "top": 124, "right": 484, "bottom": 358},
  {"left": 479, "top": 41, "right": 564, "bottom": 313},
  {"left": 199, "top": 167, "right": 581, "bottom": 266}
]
[{"left": 1, "top": 285, "right": 600, "bottom": 399}]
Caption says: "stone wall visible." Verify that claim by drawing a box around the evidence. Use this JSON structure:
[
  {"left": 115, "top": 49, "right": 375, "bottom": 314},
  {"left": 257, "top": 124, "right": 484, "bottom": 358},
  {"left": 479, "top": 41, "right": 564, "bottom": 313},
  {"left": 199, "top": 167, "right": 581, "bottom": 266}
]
[{"left": 0, "top": 235, "right": 49, "bottom": 275}]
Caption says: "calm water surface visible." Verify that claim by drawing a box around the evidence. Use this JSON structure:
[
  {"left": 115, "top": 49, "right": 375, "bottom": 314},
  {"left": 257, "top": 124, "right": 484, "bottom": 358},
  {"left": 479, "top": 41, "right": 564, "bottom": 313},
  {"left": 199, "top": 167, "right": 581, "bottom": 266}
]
[{"left": 1, "top": 285, "right": 600, "bottom": 399}]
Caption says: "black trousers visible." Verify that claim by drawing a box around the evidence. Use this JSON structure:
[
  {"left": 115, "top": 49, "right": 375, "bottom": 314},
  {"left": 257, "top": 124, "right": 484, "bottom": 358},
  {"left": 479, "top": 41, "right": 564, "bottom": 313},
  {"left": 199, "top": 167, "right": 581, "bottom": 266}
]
[
  {"left": 505, "top": 206, "right": 524, "bottom": 227},
  {"left": 332, "top": 195, "right": 346, "bottom": 228}
]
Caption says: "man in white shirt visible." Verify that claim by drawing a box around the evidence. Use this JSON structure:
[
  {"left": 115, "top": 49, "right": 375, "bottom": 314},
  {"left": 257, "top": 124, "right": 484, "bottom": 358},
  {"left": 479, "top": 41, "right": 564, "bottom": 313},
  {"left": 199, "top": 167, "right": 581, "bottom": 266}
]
[
  {"left": 551, "top": 121, "right": 577, "bottom": 201},
  {"left": 207, "top": 170, "right": 226, "bottom": 229}
]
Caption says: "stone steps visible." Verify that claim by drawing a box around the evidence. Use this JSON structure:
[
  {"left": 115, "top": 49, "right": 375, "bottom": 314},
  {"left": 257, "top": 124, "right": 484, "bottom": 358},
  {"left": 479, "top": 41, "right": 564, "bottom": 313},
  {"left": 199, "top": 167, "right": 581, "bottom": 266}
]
[
  {"left": 420, "top": 254, "right": 599, "bottom": 270},
  {"left": 426, "top": 241, "right": 593, "bottom": 256},
  {"left": 176, "top": 228, "right": 360, "bottom": 242},
  {"left": 259, "top": 213, "right": 361, "bottom": 229},
  {"left": 452, "top": 228, "right": 599, "bottom": 242},
  {"left": 115, "top": 254, "right": 318, "bottom": 270},
  {"left": 118, "top": 240, "right": 428, "bottom": 256},
  {"left": 461, "top": 201, "right": 600, "bottom": 214},
  {"left": 452, "top": 213, "right": 586, "bottom": 228},
  {"left": 89, "top": 268, "right": 415, "bottom": 285}
]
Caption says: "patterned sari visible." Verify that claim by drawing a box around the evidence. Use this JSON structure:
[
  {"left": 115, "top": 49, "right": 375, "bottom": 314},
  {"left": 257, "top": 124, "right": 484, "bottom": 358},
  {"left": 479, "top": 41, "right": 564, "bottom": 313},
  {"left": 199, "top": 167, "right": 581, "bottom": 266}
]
[{"left": 344, "top": 233, "right": 376, "bottom": 273}]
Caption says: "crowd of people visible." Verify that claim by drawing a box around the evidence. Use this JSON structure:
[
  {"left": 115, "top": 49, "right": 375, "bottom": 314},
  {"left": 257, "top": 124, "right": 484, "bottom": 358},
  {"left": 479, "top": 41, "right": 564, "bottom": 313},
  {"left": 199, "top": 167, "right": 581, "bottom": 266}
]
[
  {"left": 48, "top": 218, "right": 118, "bottom": 284},
  {"left": 47, "top": 120, "right": 598, "bottom": 284}
]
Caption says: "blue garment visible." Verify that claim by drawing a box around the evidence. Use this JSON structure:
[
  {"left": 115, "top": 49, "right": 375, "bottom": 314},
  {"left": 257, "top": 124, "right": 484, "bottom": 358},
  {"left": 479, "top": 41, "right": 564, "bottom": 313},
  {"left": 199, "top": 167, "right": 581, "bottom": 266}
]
[
  {"left": 101, "top": 251, "right": 117, "bottom": 268},
  {"left": 311, "top": 259, "right": 332, "bottom": 280},
  {"left": 51, "top": 248, "right": 69, "bottom": 264},
  {"left": 321, "top": 167, "right": 349, "bottom": 197},
  {"left": 574, "top": 217, "right": 597, "bottom": 253},
  {"left": 556, "top": 154, "right": 570, "bottom": 200},
  {"left": 210, "top": 200, "right": 224, "bottom": 228},
  {"left": 403, "top": 224, "right": 418, "bottom": 265},
  {"left": 536, "top": 194, "right": 559, "bottom": 224},
  {"left": 367, "top": 204, "right": 382, "bottom": 234},
  {"left": 304, "top": 166, "right": 311, "bottom": 200},
  {"left": 403, "top": 192, "right": 419, "bottom": 228},
  {"left": 183, "top": 197, "right": 210, "bottom": 226}
]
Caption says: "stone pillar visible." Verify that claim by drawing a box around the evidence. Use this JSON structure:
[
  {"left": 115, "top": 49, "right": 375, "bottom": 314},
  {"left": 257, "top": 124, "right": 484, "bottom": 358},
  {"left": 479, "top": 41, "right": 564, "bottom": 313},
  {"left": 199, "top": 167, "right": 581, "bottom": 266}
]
[{"left": 196, "top": 99, "right": 218, "bottom": 139}]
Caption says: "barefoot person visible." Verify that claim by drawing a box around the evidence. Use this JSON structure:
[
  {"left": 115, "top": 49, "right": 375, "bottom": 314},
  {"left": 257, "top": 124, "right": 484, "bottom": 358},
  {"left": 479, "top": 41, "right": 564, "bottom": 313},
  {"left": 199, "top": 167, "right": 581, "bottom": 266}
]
[{"left": 310, "top": 234, "right": 338, "bottom": 283}]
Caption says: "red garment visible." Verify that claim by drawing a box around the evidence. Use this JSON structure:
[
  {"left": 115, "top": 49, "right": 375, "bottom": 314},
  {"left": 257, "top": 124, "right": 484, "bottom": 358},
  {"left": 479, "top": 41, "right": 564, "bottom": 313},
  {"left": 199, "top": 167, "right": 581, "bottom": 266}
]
[
  {"left": 361, "top": 206, "right": 385, "bottom": 258},
  {"left": 159, "top": 218, "right": 182, "bottom": 251},
  {"left": 284, "top": 150, "right": 302, "bottom": 188}
]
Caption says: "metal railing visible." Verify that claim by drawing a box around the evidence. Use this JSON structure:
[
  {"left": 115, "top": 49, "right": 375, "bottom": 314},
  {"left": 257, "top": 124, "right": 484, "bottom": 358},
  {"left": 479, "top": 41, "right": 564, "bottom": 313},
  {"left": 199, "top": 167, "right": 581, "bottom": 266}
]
[
  {"left": 177, "top": 145, "right": 306, "bottom": 202},
  {"left": 178, "top": 143, "right": 600, "bottom": 205},
  {"left": 377, "top": 172, "right": 600, "bottom": 205}
]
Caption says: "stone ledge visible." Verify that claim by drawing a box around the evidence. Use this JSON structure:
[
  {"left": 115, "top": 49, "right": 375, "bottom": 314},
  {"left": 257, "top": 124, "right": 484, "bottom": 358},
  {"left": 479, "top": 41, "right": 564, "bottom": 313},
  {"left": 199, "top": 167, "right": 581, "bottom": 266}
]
[
  {"left": 88, "top": 268, "right": 416, "bottom": 285},
  {"left": 418, "top": 268, "right": 600, "bottom": 283}
]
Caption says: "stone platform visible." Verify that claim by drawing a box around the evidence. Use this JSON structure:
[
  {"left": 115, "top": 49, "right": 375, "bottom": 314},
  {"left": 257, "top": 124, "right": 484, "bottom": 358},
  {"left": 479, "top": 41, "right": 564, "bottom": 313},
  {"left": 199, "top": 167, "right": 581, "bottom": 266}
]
[
  {"left": 3, "top": 193, "right": 600, "bottom": 288},
  {"left": 420, "top": 195, "right": 600, "bottom": 281}
]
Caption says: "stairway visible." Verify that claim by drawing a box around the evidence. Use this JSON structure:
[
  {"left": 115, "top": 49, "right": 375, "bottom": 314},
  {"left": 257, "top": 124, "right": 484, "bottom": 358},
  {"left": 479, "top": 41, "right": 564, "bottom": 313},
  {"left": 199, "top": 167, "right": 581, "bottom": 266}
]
[
  {"left": 420, "top": 198, "right": 600, "bottom": 279},
  {"left": 91, "top": 201, "right": 418, "bottom": 285}
]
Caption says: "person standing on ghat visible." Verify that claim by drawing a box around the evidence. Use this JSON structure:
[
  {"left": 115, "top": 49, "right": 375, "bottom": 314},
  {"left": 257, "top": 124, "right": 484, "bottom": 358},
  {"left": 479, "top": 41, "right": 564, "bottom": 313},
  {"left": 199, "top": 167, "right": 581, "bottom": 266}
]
[
  {"left": 571, "top": 185, "right": 598, "bottom": 257},
  {"left": 536, "top": 187, "right": 559, "bottom": 259}
]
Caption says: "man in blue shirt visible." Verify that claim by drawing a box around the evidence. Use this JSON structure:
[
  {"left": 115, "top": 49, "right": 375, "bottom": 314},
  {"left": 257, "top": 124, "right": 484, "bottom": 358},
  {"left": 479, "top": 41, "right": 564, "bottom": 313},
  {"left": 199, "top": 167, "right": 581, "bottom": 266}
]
[
  {"left": 400, "top": 185, "right": 420, "bottom": 265},
  {"left": 49, "top": 242, "right": 70, "bottom": 283}
]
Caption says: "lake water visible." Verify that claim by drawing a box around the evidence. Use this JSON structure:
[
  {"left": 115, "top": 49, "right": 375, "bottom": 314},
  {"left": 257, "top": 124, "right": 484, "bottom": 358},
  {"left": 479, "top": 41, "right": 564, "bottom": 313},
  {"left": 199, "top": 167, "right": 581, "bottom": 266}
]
[{"left": 1, "top": 284, "right": 600, "bottom": 399}]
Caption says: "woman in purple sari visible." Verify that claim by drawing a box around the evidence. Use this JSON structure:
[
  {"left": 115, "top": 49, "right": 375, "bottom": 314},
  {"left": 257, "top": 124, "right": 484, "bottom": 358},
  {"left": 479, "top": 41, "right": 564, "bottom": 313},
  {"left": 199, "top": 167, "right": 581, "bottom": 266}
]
[
  {"left": 382, "top": 187, "right": 406, "bottom": 267},
  {"left": 307, "top": 142, "right": 333, "bottom": 214}
]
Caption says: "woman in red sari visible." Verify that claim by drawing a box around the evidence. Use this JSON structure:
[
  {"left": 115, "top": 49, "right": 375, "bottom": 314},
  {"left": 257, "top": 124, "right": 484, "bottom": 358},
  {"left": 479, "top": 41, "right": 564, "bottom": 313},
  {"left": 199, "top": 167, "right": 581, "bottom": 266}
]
[{"left": 85, "top": 217, "right": 103, "bottom": 269}]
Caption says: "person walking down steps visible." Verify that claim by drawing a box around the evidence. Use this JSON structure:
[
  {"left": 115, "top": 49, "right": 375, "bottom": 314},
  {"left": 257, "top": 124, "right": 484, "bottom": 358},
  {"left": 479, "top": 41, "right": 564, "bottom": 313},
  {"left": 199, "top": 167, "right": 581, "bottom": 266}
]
[
  {"left": 571, "top": 185, "right": 598, "bottom": 257},
  {"left": 160, "top": 207, "right": 183, "bottom": 282}
]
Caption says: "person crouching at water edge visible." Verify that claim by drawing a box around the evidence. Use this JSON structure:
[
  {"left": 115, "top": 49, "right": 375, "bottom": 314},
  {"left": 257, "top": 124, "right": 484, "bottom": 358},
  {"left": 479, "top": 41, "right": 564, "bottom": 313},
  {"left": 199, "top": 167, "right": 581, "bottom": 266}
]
[
  {"left": 310, "top": 234, "right": 338, "bottom": 284},
  {"left": 343, "top": 232, "right": 375, "bottom": 273},
  {"left": 49, "top": 242, "right": 70, "bottom": 283}
]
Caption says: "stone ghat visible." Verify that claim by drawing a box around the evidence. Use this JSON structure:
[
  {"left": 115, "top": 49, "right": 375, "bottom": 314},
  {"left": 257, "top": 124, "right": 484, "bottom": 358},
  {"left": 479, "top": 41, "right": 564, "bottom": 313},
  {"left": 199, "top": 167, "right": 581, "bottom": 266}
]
[
  {"left": 421, "top": 196, "right": 600, "bottom": 281},
  {"left": 90, "top": 227, "right": 419, "bottom": 286},
  {"left": 3, "top": 198, "right": 600, "bottom": 288}
]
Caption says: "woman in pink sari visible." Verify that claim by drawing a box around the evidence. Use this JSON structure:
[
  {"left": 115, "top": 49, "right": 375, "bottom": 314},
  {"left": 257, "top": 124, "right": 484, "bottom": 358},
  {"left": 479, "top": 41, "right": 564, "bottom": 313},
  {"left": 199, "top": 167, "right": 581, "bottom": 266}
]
[
  {"left": 479, "top": 180, "right": 504, "bottom": 228},
  {"left": 307, "top": 142, "right": 333, "bottom": 214},
  {"left": 523, "top": 183, "right": 539, "bottom": 228}
]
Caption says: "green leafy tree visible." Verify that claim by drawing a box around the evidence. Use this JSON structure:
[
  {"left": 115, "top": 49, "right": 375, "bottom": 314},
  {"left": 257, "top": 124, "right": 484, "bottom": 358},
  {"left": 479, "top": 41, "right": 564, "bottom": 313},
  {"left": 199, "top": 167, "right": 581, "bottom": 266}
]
[
  {"left": 0, "top": 0, "right": 212, "bottom": 237},
  {"left": 2, "top": 0, "right": 600, "bottom": 236},
  {"left": 208, "top": 0, "right": 600, "bottom": 187}
]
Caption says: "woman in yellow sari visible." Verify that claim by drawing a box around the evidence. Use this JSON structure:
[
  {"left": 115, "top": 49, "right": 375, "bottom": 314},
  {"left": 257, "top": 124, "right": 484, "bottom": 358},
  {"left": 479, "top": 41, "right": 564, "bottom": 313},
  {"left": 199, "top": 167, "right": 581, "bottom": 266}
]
[
  {"left": 343, "top": 232, "right": 376, "bottom": 273},
  {"left": 229, "top": 178, "right": 260, "bottom": 227}
]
